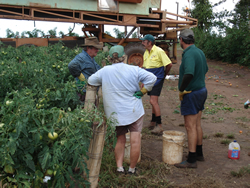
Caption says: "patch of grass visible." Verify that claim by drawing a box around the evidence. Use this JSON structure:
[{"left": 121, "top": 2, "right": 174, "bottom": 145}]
[
  {"left": 209, "top": 65, "right": 224, "bottom": 71},
  {"left": 141, "top": 127, "right": 151, "bottom": 135},
  {"left": 220, "top": 139, "right": 231, "bottom": 145},
  {"left": 173, "top": 109, "right": 180, "bottom": 114},
  {"left": 235, "top": 117, "right": 250, "bottom": 122},
  {"left": 231, "top": 165, "right": 250, "bottom": 177},
  {"left": 184, "top": 176, "right": 224, "bottom": 188},
  {"left": 212, "top": 94, "right": 225, "bottom": 99},
  {"left": 221, "top": 106, "right": 235, "bottom": 112},
  {"left": 226, "top": 133, "right": 235, "bottom": 139},
  {"left": 204, "top": 107, "right": 218, "bottom": 115},
  {"left": 214, "top": 133, "right": 224, "bottom": 137},
  {"left": 166, "top": 86, "right": 178, "bottom": 91},
  {"left": 203, "top": 135, "right": 209, "bottom": 139},
  {"left": 99, "top": 147, "right": 172, "bottom": 187},
  {"left": 213, "top": 117, "right": 225, "bottom": 123},
  {"left": 210, "top": 102, "right": 224, "bottom": 106}
]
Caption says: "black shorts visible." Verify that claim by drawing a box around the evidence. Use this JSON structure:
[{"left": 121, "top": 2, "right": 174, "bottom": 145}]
[{"left": 147, "top": 79, "right": 164, "bottom": 96}]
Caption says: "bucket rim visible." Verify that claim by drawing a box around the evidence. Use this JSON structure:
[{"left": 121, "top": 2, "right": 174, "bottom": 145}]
[{"left": 163, "top": 130, "right": 185, "bottom": 136}]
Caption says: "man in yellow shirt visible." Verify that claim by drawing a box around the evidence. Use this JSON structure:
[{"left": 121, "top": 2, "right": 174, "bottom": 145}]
[{"left": 140, "top": 34, "right": 172, "bottom": 135}]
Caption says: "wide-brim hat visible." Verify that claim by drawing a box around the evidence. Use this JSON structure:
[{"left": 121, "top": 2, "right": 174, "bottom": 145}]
[{"left": 80, "top": 37, "right": 103, "bottom": 49}]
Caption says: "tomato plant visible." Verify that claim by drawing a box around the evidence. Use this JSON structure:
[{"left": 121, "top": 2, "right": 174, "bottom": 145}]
[{"left": 0, "top": 43, "right": 110, "bottom": 187}]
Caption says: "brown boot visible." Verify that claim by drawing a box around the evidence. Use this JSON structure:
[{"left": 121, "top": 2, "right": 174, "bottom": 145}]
[
  {"left": 174, "top": 161, "right": 197, "bottom": 168},
  {"left": 143, "top": 122, "right": 156, "bottom": 130},
  {"left": 150, "top": 125, "right": 163, "bottom": 135}
]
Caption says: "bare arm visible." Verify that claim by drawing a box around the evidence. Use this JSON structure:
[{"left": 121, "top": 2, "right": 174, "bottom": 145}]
[{"left": 164, "top": 63, "right": 172, "bottom": 78}]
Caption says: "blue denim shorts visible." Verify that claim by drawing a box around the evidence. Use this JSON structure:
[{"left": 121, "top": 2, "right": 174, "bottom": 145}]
[{"left": 181, "top": 87, "right": 207, "bottom": 116}]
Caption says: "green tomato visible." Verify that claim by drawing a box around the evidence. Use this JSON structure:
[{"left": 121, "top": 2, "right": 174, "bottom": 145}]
[
  {"left": 39, "top": 135, "right": 43, "bottom": 140},
  {"left": 48, "top": 132, "right": 58, "bottom": 140},
  {"left": 46, "top": 169, "right": 54, "bottom": 176},
  {"left": 53, "top": 171, "right": 57, "bottom": 176},
  {"left": 12, "top": 129, "right": 17, "bottom": 133},
  {"left": 6, "top": 100, "right": 13, "bottom": 106},
  {"left": 0, "top": 123, "right": 4, "bottom": 128}
]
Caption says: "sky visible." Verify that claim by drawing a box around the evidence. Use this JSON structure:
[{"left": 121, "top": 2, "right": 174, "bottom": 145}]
[{"left": 0, "top": 0, "right": 239, "bottom": 38}]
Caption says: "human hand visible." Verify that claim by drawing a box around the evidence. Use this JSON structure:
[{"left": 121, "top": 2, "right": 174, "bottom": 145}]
[
  {"left": 140, "top": 83, "right": 144, "bottom": 89},
  {"left": 179, "top": 90, "right": 192, "bottom": 101},
  {"left": 78, "top": 73, "right": 86, "bottom": 81}
]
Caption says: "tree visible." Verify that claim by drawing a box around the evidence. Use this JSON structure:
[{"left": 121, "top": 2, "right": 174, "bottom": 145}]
[
  {"left": 191, "top": 0, "right": 214, "bottom": 31},
  {"left": 113, "top": 28, "right": 125, "bottom": 39},
  {"left": 47, "top": 27, "right": 57, "bottom": 38}
]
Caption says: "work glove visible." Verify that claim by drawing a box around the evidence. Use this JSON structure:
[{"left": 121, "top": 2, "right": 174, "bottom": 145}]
[
  {"left": 78, "top": 73, "right": 86, "bottom": 81},
  {"left": 179, "top": 90, "right": 192, "bottom": 101},
  {"left": 76, "top": 73, "right": 86, "bottom": 90},
  {"left": 133, "top": 87, "right": 148, "bottom": 99}
]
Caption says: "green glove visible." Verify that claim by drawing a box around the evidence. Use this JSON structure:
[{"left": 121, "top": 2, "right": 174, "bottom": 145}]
[
  {"left": 133, "top": 91, "right": 144, "bottom": 99},
  {"left": 76, "top": 79, "right": 86, "bottom": 90}
]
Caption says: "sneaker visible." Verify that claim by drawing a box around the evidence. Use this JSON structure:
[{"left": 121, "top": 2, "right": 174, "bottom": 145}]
[
  {"left": 127, "top": 168, "right": 138, "bottom": 176},
  {"left": 144, "top": 122, "right": 156, "bottom": 130},
  {"left": 117, "top": 167, "right": 126, "bottom": 175},
  {"left": 186, "top": 155, "right": 205, "bottom": 161},
  {"left": 174, "top": 160, "right": 197, "bottom": 168},
  {"left": 150, "top": 126, "right": 163, "bottom": 135}
]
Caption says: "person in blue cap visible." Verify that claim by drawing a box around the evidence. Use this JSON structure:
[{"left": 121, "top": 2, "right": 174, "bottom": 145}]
[
  {"left": 88, "top": 45, "right": 156, "bottom": 175},
  {"left": 140, "top": 34, "right": 172, "bottom": 135}
]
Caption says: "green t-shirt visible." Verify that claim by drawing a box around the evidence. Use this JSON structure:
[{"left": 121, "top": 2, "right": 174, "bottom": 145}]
[{"left": 178, "top": 45, "right": 208, "bottom": 91}]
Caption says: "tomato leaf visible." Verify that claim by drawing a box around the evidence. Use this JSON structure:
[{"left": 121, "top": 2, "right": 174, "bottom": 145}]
[{"left": 38, "top": 146, "right": 51, "bottom": 170}]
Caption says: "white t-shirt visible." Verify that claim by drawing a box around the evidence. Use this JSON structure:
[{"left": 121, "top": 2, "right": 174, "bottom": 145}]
[{"left": 88, "top": 63, "right": 156, "bottom": 126}]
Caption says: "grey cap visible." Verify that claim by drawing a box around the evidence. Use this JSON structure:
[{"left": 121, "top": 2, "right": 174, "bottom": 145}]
[{"left": 179, "top": 29, "right": 194, "bottom": 41}]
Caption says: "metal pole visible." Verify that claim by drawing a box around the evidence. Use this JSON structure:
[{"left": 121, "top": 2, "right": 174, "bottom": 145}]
[
  {"left": 176, "top": 2, "right": 179, "bottom": 30},
  {"left": 176, "top": 2, "right": 179, "bottom": 20}
]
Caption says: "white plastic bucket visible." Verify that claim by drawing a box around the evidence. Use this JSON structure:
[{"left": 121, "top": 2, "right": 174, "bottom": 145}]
[
  {"left": 162, "top": 130, "right": 185, "bottom": 164},
  {"left": 124, "top": 132, "right": 141, "bottom": 164}
]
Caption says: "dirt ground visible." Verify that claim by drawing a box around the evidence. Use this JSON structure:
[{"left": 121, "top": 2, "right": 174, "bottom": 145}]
[{"left": 141, "top": 49, "right": 250, "bottom": 188}]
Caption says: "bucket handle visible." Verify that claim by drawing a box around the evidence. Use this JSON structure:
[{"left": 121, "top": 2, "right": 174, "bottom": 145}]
[{"left": 168, "top": 138, "right": 185, "bottom": 148}]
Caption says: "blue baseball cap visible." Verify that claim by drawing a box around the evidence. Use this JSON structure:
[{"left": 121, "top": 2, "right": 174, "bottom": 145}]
[{"left": 140, "top": 34, "right": 155, "bottom": 42}]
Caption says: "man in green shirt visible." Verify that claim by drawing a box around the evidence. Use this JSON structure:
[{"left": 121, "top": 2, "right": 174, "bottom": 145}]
[{"left": 174, "top": 29, "right": 208, "bottom": 168}]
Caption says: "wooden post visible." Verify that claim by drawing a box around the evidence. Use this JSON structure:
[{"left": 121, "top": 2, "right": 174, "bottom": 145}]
[
  {"left": 84, "top": 85, "right": 97, "bottom": 110},
  {"left": 87, "top": 121, "right": 107, "bottom": 188},
  {"left": 84, "top": 85, "right": 107, "bottom": 188}
]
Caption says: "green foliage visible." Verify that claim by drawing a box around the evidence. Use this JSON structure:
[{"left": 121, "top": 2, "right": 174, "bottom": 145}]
[
  {"left": 192, "top": 1, "right": 250, "bottom": 67},
  {"left": 191, "top": 0, "right": 214, "bottom": 31},
  {"left": 0, "top": 43, "right": 111, "bottom": 187},
  {"left": 214, "top": 133, "right": 223, "bottom": 137},
  {"left": 231, "top": 165, "right": 250, "bottom": 177},
  {"left": 6, "top": 29, "right": 19, "bottom": 38},
  {"left": 220, "top": 139, "right": 231, "bottom": 145},
  {"left": 113, "top": 28, "right": 125, "bottom": 39},
  {"left": 226, "top": 133, "right": 235, "bottom": 139}
]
